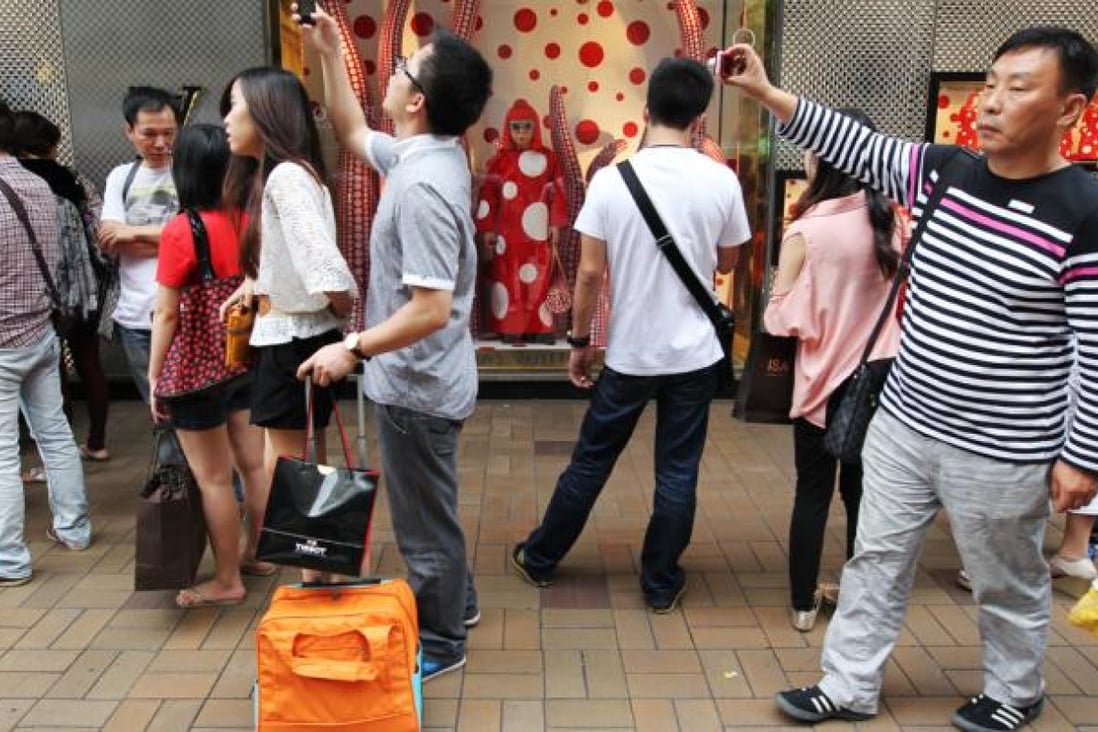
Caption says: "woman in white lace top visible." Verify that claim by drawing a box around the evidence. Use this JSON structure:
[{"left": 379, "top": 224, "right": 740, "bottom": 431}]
[{"left": 221, "top": 68, "right": 358, "bottom": 580}]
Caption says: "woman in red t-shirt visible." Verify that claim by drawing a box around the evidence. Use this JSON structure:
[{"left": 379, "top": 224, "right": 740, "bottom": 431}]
[{"left": 148, "top": 124, "right": 268, "bottom": 608}]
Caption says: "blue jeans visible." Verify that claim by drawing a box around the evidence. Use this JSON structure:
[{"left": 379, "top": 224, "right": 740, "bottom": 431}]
[
  {"left": 115, "top": 324, "right": 184, "bottom": 465},
  {"left": 0, "top": 332, "right": 91, "bottom": 578},
  {"left": 521, "top": 363, "right": 719, "bottom": 604}
]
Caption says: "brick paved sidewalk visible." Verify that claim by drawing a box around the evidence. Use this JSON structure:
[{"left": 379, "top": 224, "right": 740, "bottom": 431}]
[{"left": 1, "top": 400, "right": 1095, "bottom": 731}]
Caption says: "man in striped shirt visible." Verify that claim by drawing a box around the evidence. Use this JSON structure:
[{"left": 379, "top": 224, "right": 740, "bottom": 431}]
[{"left": 723, "top": 26, "right": 1098, "bottom": 732}]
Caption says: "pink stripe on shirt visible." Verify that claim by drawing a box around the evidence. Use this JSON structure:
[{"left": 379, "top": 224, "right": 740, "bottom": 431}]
[{"left": 939, "top": 198, "right": 1066, "bottom": 257}]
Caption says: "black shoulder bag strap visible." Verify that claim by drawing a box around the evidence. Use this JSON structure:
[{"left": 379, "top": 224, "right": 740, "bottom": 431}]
[
  {"left": 855, "top": 147, "right": 970, "bottom": 365},
  {"left": 617, "top": 159, "right": 725, "bottom": 330},
  {"left": 185, "top": 209, "right": 215, "bottom": 283},
  {"left": 0, "top": 177, "right": 64, "bottom": 309}
]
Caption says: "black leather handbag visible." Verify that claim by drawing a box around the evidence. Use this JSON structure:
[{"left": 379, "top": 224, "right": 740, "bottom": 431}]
[
  {"left": 256, "top": 376, "right": 378, "bottom": 576},
  {"left": 618, "top": 160, "right": 735, "bottom": 385},
  {"left": 824, "top": 149, "right": 969, "bottom": 463}
]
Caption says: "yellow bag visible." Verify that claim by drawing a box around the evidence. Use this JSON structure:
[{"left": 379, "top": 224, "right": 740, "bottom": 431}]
[{"left": 1068, "top": 581, "right": 1098, "bottom": 638}]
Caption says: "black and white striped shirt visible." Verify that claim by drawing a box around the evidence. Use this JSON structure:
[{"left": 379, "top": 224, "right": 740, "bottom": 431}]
[{"left": 780, "top": 100, "right": 1098, "bottom": 473}]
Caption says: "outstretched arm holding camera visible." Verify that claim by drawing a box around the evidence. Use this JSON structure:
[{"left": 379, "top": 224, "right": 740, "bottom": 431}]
[{"left": 295, "top": 2, "right": 375, "bottom": 167}]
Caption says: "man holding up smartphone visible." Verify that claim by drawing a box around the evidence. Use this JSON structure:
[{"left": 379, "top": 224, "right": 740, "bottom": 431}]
[
  {"left": 722, "top": 27, "right": 1098, "bottom": 732},
  {"left": 295, "top": 2, "right": 492, "bottom": 683}
]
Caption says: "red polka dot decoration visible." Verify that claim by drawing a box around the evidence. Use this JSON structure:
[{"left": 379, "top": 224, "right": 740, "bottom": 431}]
[
  {"left": 352, "top": 15, "right": 376, "bottom": 40},
  {"left": 345, "top": 0, "right": 732, "bottom": 169},
  {"left": 514, "top": 8, "right": 537, "bottom": 32},
  {"left": 410, "top": 12, "right": 434, "bottom": 37}
]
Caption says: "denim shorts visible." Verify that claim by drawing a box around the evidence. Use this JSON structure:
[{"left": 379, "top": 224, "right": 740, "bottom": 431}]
[{"left": 168, "top": 375, "right": 252, "bottom": 431}]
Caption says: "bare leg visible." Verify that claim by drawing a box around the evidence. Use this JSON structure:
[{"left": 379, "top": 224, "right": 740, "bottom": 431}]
[
  {"left": 225, "top": 410, "right": 267, "bottom": 567},
  {"left": 175, "top": 427, "right": 246, "bottom": 603}
]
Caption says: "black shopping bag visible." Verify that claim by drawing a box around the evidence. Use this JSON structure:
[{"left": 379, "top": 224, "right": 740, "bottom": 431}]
[
  {"left": 732, "top": 332, "right": 796, "bottom": 423},
  {"left": 256, "top": 377, "right": 378, "bottom": 576},
  {"left": 134, "top": 431, "right": 206, "bottom": 590}
]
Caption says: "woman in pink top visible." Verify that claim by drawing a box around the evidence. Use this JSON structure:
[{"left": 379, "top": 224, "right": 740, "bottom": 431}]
[{"left": 763, "top": 109, "right": 901, "bottom": 632}]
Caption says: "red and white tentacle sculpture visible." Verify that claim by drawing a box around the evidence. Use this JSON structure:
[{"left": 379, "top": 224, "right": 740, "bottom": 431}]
[
  {"left": 673, "top": 0, "right": 725, "bottom": 164},
  {"left": 329, "top": 1, "right": 380, "bottom": 332},
  {"left": 549, "top": 85, "right": 612, "bottom": 346},
  {"left": 585, "top": 139, "right": 627, "bottom": 185},
  {"left": 377, "top": 0, "right": 412, "bottom": 136},
  {"left": 450, "top": 0, "right": 480, "bottom": 42}
]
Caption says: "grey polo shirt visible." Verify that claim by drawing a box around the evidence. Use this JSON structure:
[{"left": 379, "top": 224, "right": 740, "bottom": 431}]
[{"left": 361, "top": 132, "right": 477, "bottom": 421}]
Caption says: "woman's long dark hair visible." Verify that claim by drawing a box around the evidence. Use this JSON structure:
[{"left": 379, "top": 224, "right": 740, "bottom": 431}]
[
  {"left": 172, "top": 124, "right": 230, "bottom": 211},
  {"left": 791, "top": 108, "right": 898, "bottom": 278},
  {"left": 220, "top": 67, "right": 328, "bottom": 278}
]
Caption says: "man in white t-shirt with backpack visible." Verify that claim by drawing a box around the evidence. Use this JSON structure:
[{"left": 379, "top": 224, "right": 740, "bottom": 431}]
[
  {"left": 98, "top": 86, "right": 182, "bottom": 460},
  {"left": 511, "top": 57, "right": 751, "bottom": 613}
]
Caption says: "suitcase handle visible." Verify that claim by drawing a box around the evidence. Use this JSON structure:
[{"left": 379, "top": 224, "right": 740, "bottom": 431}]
[{"left": 288, "top": 625, "right": 392, "bottom": 683}]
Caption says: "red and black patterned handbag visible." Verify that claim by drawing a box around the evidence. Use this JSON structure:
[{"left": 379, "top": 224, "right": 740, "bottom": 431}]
[{"left": 154, "top": 210, "right": 249, "bottom": 400}]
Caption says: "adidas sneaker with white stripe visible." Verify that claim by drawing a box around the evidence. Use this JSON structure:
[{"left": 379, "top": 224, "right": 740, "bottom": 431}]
[
  {"left": 774, "top": 685, "right": 874, "bottom": 723},
  {"left": 952, "top": 693, "right": 1043, "bottom": 732}
]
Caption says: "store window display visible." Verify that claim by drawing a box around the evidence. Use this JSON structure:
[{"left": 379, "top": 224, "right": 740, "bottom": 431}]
[{"left": 476, "top": 100, "right": 568, "bottom": 344}]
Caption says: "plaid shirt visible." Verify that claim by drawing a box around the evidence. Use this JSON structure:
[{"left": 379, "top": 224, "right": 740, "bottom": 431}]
[{"left": 0, "top": 155, "right": 60, "bottom": 348}]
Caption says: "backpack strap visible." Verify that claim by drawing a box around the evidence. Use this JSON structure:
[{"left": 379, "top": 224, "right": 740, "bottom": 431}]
[{"left": 120, "top": 159, "right": 141, "bottom": 207}]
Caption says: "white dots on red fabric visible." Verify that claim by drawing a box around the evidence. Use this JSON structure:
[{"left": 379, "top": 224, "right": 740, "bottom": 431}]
[
  {"left": 502, "top": 181, "right": 519, "bottom": 200},
  {"left": 519, "top": 263, "right": 539, "bottom": 284},
  {"left": 521, "top": 202, "right": 549, "bottom": 240},
  {"left": 491, "top": 282, "right": 509, "bottom": 319},
  {"left": 495, "top": 235, "right": 507, "bottom": 256},
  {"left": 518, "top": 150, "right": 549, "bottom": 178},
  {"left": 476, "top": 200, "right": 491, "bottom": 220},
  {"left": 538, "top": 302, "right": 553, "bottom": 327}
]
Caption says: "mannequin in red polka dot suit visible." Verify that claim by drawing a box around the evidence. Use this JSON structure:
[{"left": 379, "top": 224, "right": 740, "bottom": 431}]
[{"left": 475, "top": 100, "right": 568, "bottom": 343}]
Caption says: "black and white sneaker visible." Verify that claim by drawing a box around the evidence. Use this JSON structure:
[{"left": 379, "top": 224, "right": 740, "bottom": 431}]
[
  {"left": 775, "top": 685, "right": 874, "bottom": 723},
  {"left": 951, "top": 694, "right": 1043, "bottom": 732}
]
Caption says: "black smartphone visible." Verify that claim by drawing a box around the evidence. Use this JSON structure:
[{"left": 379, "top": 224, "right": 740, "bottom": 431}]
[{"left": 297, "top": 0, "right": 316, "bottom": 25}]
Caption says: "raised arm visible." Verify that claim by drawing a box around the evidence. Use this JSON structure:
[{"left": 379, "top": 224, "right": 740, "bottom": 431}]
[
  {"left": 298, "top": 3, "right": 374, "bottom": 165},
  {"left": 722, "top": 43, "right": 920, "bottom": 208}
]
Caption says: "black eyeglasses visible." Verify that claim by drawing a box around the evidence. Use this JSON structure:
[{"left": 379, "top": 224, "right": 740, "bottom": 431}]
[
  {"left": 394, "top": 56, "right": 428, "bottom": 103},
  {"left": 509, "top": 121, "right": 535, "bottom": 132}
]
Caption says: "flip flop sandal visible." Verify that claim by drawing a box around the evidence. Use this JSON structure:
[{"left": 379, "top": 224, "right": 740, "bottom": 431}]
[
  {"left": 79, "top": 445, "right": 111, "bottom": 462},
  {"left": 175, "top": 587, "right": 245, "bottom": 609}
]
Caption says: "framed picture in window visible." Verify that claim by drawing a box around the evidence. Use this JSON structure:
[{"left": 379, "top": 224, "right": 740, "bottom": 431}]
[{"left": 925, "top": 71, "right": 1097, "bottom": 166}]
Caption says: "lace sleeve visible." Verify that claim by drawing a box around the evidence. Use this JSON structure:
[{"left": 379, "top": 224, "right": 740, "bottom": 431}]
[{"left": 266, "top": 163, "right": 358, "bottom": 297}]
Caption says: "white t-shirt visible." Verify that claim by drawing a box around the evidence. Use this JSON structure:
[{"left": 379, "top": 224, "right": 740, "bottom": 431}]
[
  {"left": 101, "top": 161, "right": 178, "bottom": 330},
  {"left": 574, "top": 147, "right": 750, "bottom": 375}
]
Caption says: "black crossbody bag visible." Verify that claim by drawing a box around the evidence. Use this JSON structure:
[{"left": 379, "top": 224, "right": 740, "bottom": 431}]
[
  {"left": 824, "top": 148, "right": 969, "bottom": 463},
  {"left": 618, "top": 160, "right": 735, "bottom": 384}
]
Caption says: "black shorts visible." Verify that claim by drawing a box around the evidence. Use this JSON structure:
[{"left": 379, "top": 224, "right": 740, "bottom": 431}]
[
  {"left": 168, "top": 375, "right": 252, "bottom": 431},
  {"left": 250, "top": 330, "right": 341, "bottom": 430}
]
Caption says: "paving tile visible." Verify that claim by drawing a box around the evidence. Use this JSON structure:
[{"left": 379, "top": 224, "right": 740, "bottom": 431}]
[
  {"left": 0, "top": 650, "right": 78, "bottom": 673},
  {"left": 632, "top": 699, "right": 677, "bottom": 732},
  {"left": 545, "top": 650, "right": 585, "bottom": 699},
  {"left": 583, "top": 650, "right": 628, "bottom": 699},
  {"left": 193, "top": 699, "right": 254, "bottom": 728},
  {"left": 545, "top": 699, "right": 633, "bottom": 728},
  {"left": 101, "top": 699, "right": 160, "bottom": 732},
  {"left": 18, "top": 699, "right": 117, "bottom": 728},
  {"left": 44, "top": 650, "right": 118, "bottom": 699},
  {"left": 503, "top": 700, "right": 545, "bottom": 731},
  {"left": 128, "top": 671, "right": 219, "bottom": 699},
  {"left": 0, "top": 673, "right": 61, "bottom": 698},
  {"left": 457, "top": 699, "right": 500, "bottom": 731},
  {"left": 86, "top": 650, "right": 155, "bottom": 700},
  {"left": 145, "top": 699, "right": 203, "bottom": 731}
]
